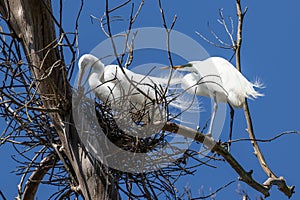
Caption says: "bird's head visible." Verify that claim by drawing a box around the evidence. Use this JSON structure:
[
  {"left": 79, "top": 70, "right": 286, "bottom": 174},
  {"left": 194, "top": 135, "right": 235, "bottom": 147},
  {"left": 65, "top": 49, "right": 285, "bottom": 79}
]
[{"left": 78, "top": 54, "right": 105, "bottom": 85}]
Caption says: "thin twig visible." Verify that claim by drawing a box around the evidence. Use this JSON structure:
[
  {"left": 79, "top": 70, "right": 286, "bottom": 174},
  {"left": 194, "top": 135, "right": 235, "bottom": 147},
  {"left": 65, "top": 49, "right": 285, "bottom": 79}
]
[
  {"left": 157, "top": 0, "right": 177, "bottom": 97},
  {"left": 229, "top": 131, "right": 300, "bottom": 143},
  {"left": 104, "top": 0, "right": 154, "bottom": 101},
  {"left": 191, "top": 180, "right": 236, "bottom": 200},
  {"left": 195, "top": 31, "right": 232, "bottom": 49},
  {"left": 16, "top": 146, "right": 47, "bottom": 200},
  {"left": 218, "top": 9, "right": 235, "bottom": 47},
  {"left": 0, "top": 190, "right": 7, "bottom": 200}
]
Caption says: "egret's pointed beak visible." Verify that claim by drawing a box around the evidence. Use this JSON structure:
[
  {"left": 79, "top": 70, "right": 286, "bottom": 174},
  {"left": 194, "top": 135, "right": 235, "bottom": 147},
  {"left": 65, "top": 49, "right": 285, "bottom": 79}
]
[
  {"left": 160, "top": 66, "right": 171, "bottom": 70},
  {"left": 172, "top": 65, "right": 186, "bottom": 69},
  {"left": 160, "top": 65, "right": 186, "bottom": 70}
]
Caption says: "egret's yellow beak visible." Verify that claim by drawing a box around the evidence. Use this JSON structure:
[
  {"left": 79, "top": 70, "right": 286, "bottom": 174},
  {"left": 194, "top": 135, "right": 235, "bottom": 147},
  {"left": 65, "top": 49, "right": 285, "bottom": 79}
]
[
  {"left": 160, "top": 65, "right": 185, "bottom": 70},
  {"left": 172, "top": 65, "right": 186, "bottom": 69}
]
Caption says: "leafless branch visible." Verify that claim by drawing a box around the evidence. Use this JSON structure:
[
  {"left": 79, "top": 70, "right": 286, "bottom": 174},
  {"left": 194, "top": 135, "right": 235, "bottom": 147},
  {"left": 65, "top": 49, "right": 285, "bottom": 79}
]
[
  {"left": 157, "top": 0, "right": 177, "bottom": 97},
  {"left": 217, "top": 8, "right": 235, "bottom": 47},
  {"left": 162, "top": 122, "right": 270, "bottom": 197},
  {"left": 0, "top": 0, "right": 118, "bottom": 199},
  {"left": 191, "top": 180, "right": 235, "bottom": 200},
  {"left": 103, "top": 0, "right": 155, "bottom": 102},
  {"left": 229, "top": 131, "right": 300, "bottom": 143},
  {"left": 22, "top": 152, "right": 58, "bottom": 200},
  {"left": 234, "top": 0, "right": 294, "bottom": 197},
  {"left": 0, "top": 190, "right": 6, "bottom": 200},
  {"left": 195, "top": 31, "right": 232, "bottom": 49}
]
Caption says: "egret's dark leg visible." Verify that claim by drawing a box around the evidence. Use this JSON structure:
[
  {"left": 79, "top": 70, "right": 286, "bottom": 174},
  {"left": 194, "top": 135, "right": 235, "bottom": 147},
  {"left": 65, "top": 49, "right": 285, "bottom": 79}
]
[{"left": 228, "top": 103, "right": 235, "bottom": 151}]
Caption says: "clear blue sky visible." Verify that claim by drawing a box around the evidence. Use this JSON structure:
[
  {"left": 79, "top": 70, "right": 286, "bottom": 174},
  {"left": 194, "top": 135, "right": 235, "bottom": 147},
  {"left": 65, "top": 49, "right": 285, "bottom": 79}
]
[{"left": 1, "top": 1, "right": 300, "bottom": 199}]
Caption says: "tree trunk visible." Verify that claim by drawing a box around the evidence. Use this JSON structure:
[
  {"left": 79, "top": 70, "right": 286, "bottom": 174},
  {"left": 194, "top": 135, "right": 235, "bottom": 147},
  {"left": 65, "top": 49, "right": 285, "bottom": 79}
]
[{"left": 0, "top": 1, "right": 119, "bottom": 199}]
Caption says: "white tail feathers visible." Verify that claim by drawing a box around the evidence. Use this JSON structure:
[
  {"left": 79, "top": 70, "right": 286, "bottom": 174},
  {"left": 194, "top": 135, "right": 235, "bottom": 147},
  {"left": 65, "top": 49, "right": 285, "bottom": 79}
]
[
  {"left": 247, "top": 78, "right": 264, "bottom": 99},
  {"left": 253, "top": 77, "right": 265, "bottom": 89}
]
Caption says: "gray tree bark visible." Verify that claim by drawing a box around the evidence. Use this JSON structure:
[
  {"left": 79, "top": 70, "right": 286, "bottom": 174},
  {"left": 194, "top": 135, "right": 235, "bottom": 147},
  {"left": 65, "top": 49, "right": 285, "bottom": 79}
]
[{"left": 0, "top": 0, "right": 119, "bottom": 199}]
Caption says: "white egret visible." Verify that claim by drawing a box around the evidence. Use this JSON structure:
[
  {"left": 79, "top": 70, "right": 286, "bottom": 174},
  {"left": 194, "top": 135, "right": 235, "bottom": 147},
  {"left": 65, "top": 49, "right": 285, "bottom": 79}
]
[
  {"left": 171, "top": 57, "right": 263, "bottom": 140},
  {"left": 78, "top": 54, "right": 181, "bottom": 124}
]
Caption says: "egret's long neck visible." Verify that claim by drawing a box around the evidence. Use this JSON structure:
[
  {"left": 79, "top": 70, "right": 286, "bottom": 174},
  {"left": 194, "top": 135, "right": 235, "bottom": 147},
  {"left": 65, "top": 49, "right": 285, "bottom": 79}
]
[
  {"left": 86, "top": 61, "right": 104, "bottom": 91},
  {"left": 92, "top": 66, "right": 104, "bottom": 79},
  {"left": 88, "top": 70, "right": 103, "bottom": 91},
  {"left": 90, "top": 60, "right": 105, "bottom": 81}
]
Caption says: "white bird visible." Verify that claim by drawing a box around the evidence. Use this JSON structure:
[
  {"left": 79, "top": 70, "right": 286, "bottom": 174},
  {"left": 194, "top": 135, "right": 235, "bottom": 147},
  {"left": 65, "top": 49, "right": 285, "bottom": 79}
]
[
  {"left": 78, "top": 54, "right": 181, "bottom": 124},
  {"left": 171, "top": 57, "right": 263, "bottom": 140}
]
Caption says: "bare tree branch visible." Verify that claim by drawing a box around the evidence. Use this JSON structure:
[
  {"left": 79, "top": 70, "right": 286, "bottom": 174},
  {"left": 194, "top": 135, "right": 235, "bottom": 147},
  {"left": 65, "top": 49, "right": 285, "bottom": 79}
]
[
  {"left": 162, "top": 122, "right": 270, "bottom": 197},
  {"left": 230, "top": 131, "right": 300, "bottom": 143},
  {"left": 0, "top": 1, "right": 119, "bottom": 199},
  {"left": 22, "top": 152, "right": 58, "bottom": 200},
  {"left": 234, "top": 0, "right": 294, "bottom": 197},
  {"left": 191, "top": 180, "right": 235, "bottom": 200}
]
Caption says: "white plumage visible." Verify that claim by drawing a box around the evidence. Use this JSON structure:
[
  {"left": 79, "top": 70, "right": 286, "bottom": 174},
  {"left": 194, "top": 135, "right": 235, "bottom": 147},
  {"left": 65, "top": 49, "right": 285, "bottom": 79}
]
[
  {"left": 173, "top": 56, "right": 263, "bottom": 136},
  {"left": 78, "top": 54, "right": 180, "bottom": 124}
]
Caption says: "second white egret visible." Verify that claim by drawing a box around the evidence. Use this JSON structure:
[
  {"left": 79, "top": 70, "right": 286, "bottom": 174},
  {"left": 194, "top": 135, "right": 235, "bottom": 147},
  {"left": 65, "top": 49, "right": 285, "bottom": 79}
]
[
  {"left": 78, "top": 54, "right": 182, "bottom": 124},
  {"left": 172, "top": 57, "right": 263, "bottom": 139}
]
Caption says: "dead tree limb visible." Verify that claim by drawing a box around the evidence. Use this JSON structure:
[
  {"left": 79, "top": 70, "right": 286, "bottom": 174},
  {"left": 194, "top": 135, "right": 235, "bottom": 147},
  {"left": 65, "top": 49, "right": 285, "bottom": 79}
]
[
  {"left": 22, "top": 152, "right": 58, "bottom": 200},
  {"left": 162, "top": 122, "right": 270, "bottom": 197},
  {"left": 0, "top": 1, "right": 119, "bottom": 199},
  {"left": 235, "top": 0, "right": 294, "bottom": 197}
]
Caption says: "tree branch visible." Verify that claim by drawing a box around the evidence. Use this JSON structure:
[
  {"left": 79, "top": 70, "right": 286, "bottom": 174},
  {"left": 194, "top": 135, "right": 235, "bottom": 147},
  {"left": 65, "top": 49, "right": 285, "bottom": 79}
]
[
  {"left": 0, "top": 1, "right": 120, "bottom": 199},
  {"left": 235, "top": 0, "right": 246, "bottom": 72},
  {"left": 0, "top": 190, "right": 6, "bottom": 200},
  {"left": 162, "top": 122, "right": 270, "bottom": 197},
  {"left": 235, "top": 0, "right": 294, "bottom": 197},
  {"left": 22, "top": 152, "right": 58, "bottom": 200}
]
